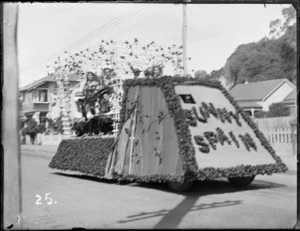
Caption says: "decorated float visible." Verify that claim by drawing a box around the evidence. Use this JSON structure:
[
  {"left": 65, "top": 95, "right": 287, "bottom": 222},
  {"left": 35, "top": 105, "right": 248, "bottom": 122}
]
[{"left": 49, "top": 76, "right": 288, "bottom": 191}]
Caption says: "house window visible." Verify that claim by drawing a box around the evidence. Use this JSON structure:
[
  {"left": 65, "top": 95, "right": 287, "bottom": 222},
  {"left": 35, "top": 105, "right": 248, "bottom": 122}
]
[
  {"left": 24, "top": 92, "right": 32, "bottom": 103},
  {"left": 38, "top": 89, "right": 48, "bottom": 102}
]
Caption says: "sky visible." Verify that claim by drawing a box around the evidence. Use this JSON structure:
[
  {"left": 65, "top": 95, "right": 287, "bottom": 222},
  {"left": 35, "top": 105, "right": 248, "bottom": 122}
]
[{"left": 17, "top": 2, "right": 290, "bottom": 87}]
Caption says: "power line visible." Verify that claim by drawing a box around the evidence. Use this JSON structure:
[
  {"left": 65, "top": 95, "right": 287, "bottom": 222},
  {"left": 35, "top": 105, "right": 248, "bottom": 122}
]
[
  {"left": 49, "top": 5, "right": 146, "bottom": 58},
  {"left": 63, "top": 6, "right": 149, "bottom": 53},
  {"left": 111, "top": 5, "right": 169, "bottom": 38},
  {"left": 25, "top": 5, "right": 145, "bottom": 70},
  {"left": 24, "top": 5, "right": 181, "bottom": 75}
]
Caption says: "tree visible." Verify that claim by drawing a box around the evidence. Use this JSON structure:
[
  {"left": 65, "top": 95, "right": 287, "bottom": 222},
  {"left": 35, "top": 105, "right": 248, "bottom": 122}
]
[
  {"left": 254, "top": 110, "right": 268, "bottom": 118},
  {"left": 194, "top": 70, "right": 208, "bottom": 80},
  {"left": 222, "top": 6, "right": 296, "bottom": 87},
  {"left": 267, "top": 102, "right": 290, "bottom": 117},
  {"left": 269, "top": 6, "right": 296, "bottom": 41},
  {"left": 51, "top": 116, "right": 64, "bottom": 134},
  {"left": 38, "top": 123, "right": 46, "bottom": 134},
  {"left": 23, "top": 118, "right": 39, "bottom": 144}
]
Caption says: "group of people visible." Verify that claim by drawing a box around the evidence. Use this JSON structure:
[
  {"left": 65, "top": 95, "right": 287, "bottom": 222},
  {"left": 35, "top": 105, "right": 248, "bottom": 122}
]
[
  {"left": 133, "top": 65, "right": 163, "bottom": 79},
  {"left": 72, "top": 70, "right": 117, "bottom": 136},
  {"left": 72, "top": 65, "right": 164, "bottom": 136}
]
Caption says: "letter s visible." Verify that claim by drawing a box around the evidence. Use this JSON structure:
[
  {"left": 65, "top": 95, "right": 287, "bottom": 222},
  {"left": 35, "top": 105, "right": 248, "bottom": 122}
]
[{"left": 194, "top": 135, "right": 210, "bottom": 153}]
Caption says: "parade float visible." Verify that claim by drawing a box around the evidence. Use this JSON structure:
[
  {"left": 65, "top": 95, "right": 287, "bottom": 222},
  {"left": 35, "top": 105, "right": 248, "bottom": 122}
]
[{"left": 49, "top": 75, "right": 288, "bottom": 191}]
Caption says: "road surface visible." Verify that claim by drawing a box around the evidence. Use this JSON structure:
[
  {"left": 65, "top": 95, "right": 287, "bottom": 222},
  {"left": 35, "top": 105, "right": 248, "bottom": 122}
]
[{"left": 19, "top": 147, "right": 297, "bottom": 229}]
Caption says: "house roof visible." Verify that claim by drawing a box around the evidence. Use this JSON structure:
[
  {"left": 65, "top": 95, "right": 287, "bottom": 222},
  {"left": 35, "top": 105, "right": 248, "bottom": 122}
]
[
  {"left": 283, "top": 89, "right": 296, "bottom": 101},
  {"left": 229, "top": 78, "right": 293, "bottom": 101},
  {"left": 20, "top": 74, "right": 80, "bottom": 92},
  {"left": 237, "top": 101, "right": 262, "bottom": 109}
]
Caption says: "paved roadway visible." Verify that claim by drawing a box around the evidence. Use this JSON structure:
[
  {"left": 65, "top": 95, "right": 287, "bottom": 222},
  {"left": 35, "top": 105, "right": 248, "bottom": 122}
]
[{"left": 19, "top": 146, "right": 297, "bottom": 229}]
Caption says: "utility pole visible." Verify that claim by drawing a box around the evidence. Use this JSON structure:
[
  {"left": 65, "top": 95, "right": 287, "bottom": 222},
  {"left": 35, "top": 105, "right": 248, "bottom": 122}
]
[
  {"left": 4, "top": 3, "right": 22, "bottom": 229},
  {"left": 182, "top": 3, "right": 187, "bottom": 76}
]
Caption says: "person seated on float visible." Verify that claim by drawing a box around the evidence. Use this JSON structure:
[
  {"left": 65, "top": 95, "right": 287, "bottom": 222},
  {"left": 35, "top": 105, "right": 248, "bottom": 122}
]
[
  {"left": 96, "top": 88, "right": 114, "bottom": 134},
  {"left": 151, "top": 65, "right": 163, "bottom": 78},
  {"left": 82, "top": 71, "right": 101, "bottom": 118},
  {"left": 98, "top": 90, "right": 113, "bottom": 114},
  {"left": 133, "top": 68, "right": 141, "bottom": 79},
  {"left": 102, "top": 68, "right": 113, "bottom": 85},
  {"left": 144, "top": 67, "right": 152, "bottom": 78}
]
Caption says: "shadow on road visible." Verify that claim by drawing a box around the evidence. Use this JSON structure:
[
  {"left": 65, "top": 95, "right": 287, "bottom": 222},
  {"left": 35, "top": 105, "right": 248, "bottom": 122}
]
[
  {"left": 118, "top": 198, "right": 242, "bottom": 228},
  {"left": 134, "top": 178, "right": 286, "bottom": 196},
  {"left": 51, "top": 172, "right": 286, "bottom": 195},
  {"left": 116, "top": 179, "right": 285, "bottom": 228},
  {"left": 51, "top": 171, "right": 286, "bottom": 229}
]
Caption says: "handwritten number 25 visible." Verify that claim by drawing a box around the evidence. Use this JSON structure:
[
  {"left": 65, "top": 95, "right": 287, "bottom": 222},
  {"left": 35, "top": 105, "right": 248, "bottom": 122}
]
[{"left": 36, "top": 193, "right": 53, "bottom": 205}]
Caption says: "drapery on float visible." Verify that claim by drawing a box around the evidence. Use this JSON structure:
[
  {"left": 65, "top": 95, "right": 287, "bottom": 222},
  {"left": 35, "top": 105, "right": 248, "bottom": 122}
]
[{"left": 49, "top": 76, "right": 288, "bottom": 192}]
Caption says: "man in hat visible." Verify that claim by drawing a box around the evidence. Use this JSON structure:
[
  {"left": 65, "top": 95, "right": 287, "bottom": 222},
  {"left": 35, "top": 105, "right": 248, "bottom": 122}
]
[
  {"left": 98, "top": 89, "right": 112, "bottom": 114},
  {"left": 95, "top": 87, "right": 114, "bottom": 134}
]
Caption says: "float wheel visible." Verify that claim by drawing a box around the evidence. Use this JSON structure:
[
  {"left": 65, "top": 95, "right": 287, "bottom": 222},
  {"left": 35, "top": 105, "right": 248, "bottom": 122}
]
[
  {"left": 167, "top": 178, "right": 193, "bottom": 192},
  {"left": 228, "top": 176, "right": 255, "bottom": 187}
]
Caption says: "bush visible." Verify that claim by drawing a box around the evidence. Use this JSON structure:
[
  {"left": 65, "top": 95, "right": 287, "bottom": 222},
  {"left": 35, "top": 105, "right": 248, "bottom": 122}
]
[
  {"left": 38, "top": 123, "right": 46, "bottom": 133},
  {"left": 50, "top": 115, "right": 64, "bottom": 134},
  {"left": 254, "top": 110, "right": 268, "bottom": 118},
  {"left": 267, "top": 102, "right": 290, "bottom": 117},
  {"left": 23, "top": 118, "right": 38, "bottom": 144}
]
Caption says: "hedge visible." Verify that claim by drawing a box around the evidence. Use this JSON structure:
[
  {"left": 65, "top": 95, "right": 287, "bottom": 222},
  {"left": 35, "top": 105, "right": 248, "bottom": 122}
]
[{"left": 49, "top": 137, "right": 115, "bottom": 178}]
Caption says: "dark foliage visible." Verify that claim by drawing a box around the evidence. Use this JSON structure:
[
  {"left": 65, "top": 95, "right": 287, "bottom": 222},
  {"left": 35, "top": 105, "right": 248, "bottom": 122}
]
[
  {"left": 49, "top": 137, "right": 115, "bottom": 177},
  {"left": 208, "top": 6, "right": 296, "bottom": 87},
  {"left": 267, "top": 102, "right": 290, "bottom": 117}
]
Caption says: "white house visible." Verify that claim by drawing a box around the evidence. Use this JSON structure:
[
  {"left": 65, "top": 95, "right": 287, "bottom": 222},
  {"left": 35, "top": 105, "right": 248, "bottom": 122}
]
[
  {"left": 229, "top": 78, "right": 296, "bottom": 117},
  {"left": 19, "top": 74, "right": 81, "bottom": 121},
  {"left": 282, "top": 89, "right": 297, "bottom": 116}
]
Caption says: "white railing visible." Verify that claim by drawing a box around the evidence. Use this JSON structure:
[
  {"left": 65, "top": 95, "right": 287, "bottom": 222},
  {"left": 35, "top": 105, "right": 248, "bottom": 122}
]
[
  {"left": 40, "top": 133, "right": 70, "bottom": 145},
  {"left": 110, "top": 106, "right": 121, "bottom": 137},
  {"left": 259, "top": 127, "right": 297, "bottom": 156},
  {"left": 261, "top": 127, "right": 294, "bottom": 144}
]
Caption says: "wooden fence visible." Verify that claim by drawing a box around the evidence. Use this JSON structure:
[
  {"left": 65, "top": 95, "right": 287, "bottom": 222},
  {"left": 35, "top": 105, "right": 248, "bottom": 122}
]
[
  {"left": 25, "top": 133, "right": 70, "bottom": 145},
  {"left": 41, "top": 134, "right": 70, "bottom": 145},
  {"left": 255, "top": 117, "right": 297, "bottom": 156}
]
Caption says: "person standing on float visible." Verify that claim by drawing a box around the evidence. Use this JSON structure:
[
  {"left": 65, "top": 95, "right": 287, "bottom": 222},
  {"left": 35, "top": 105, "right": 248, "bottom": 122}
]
[{"left": 82, "top": 71, "right": 101, "bottom": 118}]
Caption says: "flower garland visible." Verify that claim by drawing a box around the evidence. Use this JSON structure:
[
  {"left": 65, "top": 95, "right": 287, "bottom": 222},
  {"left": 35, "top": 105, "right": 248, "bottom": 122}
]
[
  {"left": 183, "top": 109, "right": 197, "bottom": 127},
  {"left": 112, "top": 173, "right": 187, "bottom": 183},
  {"left": 196, "top": 163, "right": 285, "bottom": 180}
]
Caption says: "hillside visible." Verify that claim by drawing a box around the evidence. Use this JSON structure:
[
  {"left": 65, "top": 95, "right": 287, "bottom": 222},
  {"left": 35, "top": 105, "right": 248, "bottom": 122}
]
[{"left": 207, "top": 6, "right": 296, "bottom": 90}]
